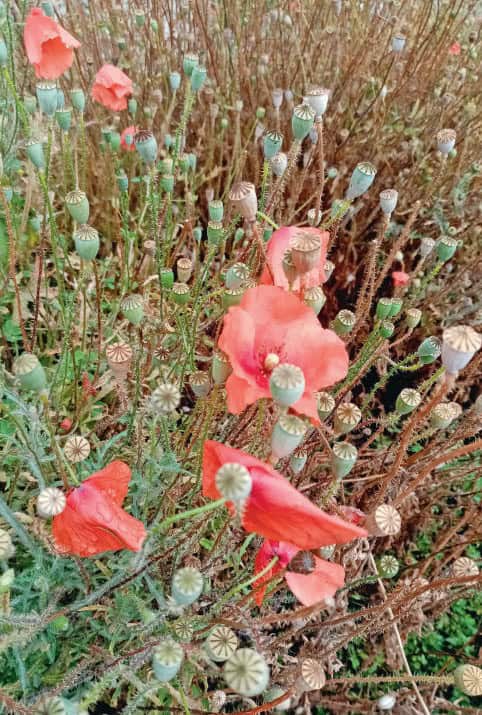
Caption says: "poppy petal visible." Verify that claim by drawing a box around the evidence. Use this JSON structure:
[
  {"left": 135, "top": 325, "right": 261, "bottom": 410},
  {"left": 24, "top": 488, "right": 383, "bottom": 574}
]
[
  {"left": 285, "top": 557, "right": 345, "bottom": 606},
  {"left": 83, "top": 460, "right": 132, "bottom": 505},
  {"left": 225, "top": 373, "right": 266, "bottom": 414}
]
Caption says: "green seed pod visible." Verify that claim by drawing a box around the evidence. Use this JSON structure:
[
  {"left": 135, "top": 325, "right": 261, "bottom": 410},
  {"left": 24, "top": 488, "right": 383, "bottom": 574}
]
[
  {"left": 331, "top": 441, "right": 358, "bottom": 478},
  {"left": 207, "top": 220, "right": 224, "bottom": 245},
  {"left": 50, "top": 615, "right": 70, "bottom": 632},
  {"left": 453, "top": 664, "right": 482, "bottom": 696},
  {"left": 395, "top": 388, "right": 421, "bottom": 415},
  {"left": 183, "top": 53, "right": 199, "bottom": 76},
  {"left": 13, "top": 353, "right": 47, "bottom": 392},
  {"left": 388, "top": 297, "right": 403, "bottom": 317},
  {"left": 159, "top": 157, "right": 173, "bottom": 174},
  {"left": 292, "top": 103, "right": 315, "bottom": 141},
  {"left": 376, "top": 297, "right": 392, "bottom": 319},
  {"left": 417, "top": 336, "right": 441, "bottom": 364},
  {"left": 379, "top": 320, "right": 395, "bottom": 338},
  {"left": 128, "top": 98, "right": 138, "bottom": 115},
  {"left": 271, "top": 413, "right": 307, "bottom": 460},
  {"left": 0, "top": 39, "right": 8, "bottom": 67},
  {"left": 135, "top": 129, "right": 158, "bottom": 164},
  {"left": 171, "top": 567, "right": 203, "bottom": 606},
  {"left": 135, "top": 10, "right": 145, "bottom": 27},
  {"left": 29, "top": 214, "right": 42, "bottom": 233},
  {"left": 208, "top": 200, "right": 224, "bottom": 222},
  {"left": 346, "top": 161, "right": 377, "bottom": 200},
  {"left": 160, "top": 173, "right": 174, "bottom": 192},
  {"left": 153, "top": 639, "right": 184, "bottom": 682},
  {"left": 36, "top": 82, "right": 58, "bottom": 116},
  {"left": 220, "top": 117, "right": 229, "bottom": 129},
  {"left": 224, "top": 648, "right": 270, "bottom": 697},
  {"left": 109, "top": 131, "right": 121, "bottom": 152},
  {"left": 332, "top": 309, "right": 356, "bottom": 336},
  {"left": 191, "top": 65, "right": 207, "bottom": 91},
  {"left": 215, "top": 462, "right": 252, "bottom": 501},
  {"left": 290, "top": 449, "right": 307, "bottom": 474},
  {"left": 34, "top": 697, "right": 66, "bottom": 715},
  {"left": 74, "top": 225, "right": 100, "bottom": 261},
  {"left": 304, "top": 285, "right": 326, "bottom": 314},
  {"left": 121, "top": 294, "right": 144, "bottom": 325},
  {"left": 270, "top": 363, "right": 305, "bottom": 407},
  {"left": 70, "top": 88, "right": 85, "bottom": 113},
  {"left": 55, "top": 108, "right": 72, "bottom": 131},
  {"left": 263, "top": 130, "right": 283, "bottom": 159},
  {"left": 212, "top": 351, "right": 232, "bottom": 385},
  {"left": 172, "top": 282, "right": 190, "bottom": 305},
  {"left": 225, "top": 262, "right": 249, "bottom": 290},
  {"left": 436, "top": 235, "right": 458, "bottom": 262},
  {"left": 222, "top": 287, "right": 245, "bottom": 309},
  {"left": 160, "top": 267, "right": 174, "bottom": 290},
  {"left": 66, "top": 190, "right": 90, "bottom": 224},
  {"left": 24, "top": 94, "right": 37, "bottom": 114},
  {"left": 317, "top": 391, "right": 335, "bottom": 420},
  {"left": 430, "top": 402, "right": 461, "bottom": 429},
  {"left": 172, "top": 619, "right": 194, "bottom": 642},
  {"left": 334, "top": 402, "right": 361, "bottom": 434},
  {"left": 377, "top": 554, "right": 399, "bottom": 578},
  {"left": 405, "top": 308, "right": 421, "bottom": 329},
  {"left": 169, "top": 72, "right": 181, "bottom": 91},
  {"left": 25, "top": 139, "right": 45, "bottom": 170},
  {"left": 205, "top": 625, "right": 238, "bottom": 662}
]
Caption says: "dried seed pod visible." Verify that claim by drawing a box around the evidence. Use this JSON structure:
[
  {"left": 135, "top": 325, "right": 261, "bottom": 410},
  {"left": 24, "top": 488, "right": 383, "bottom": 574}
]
[
  {"left": 106, "top": 342, "right": 133, "bottom": 380},
  {"left": 205, "top": 625, "right": 238, "bottom": 662},
  {"left": 453, "top": 664, "right": 482, "bottom": 696},
  {"left": 334, "top": 402, "right": 361, "bottom": 434},
  {"left": 151, "top": 383, "right": 181, "bottom": 415},
  {"left": 365, "top": 504, "right": 401, "bottom": 537},
  {"left": 377, "top": 693, "right": 397, "bottom": 710},
  {"left": 172, "top": 619, "right": 194, "bottom": 641},
  {"left": 176, "top": 257, "right": 193, "bottom": 283},
  {"left": 299, "top": 658, "right": 326, "bottom": 691},
  {"left": 441, "top": 325, "right": 481, "bottom": 375},
  {"left": 229, "top": 181, "right": 258, "bottom": 222},
  {"left": 37, "top": 488, "right": 66, "bottom": 518},
  {"left": 290, "top": 230, "right": 322, "bottom": 274},
  {"left": 271, "top": 152, "right": 288, "bottom": 177},
  {"left": 437, "top": 128, "right": 456, "bottom": 155},
  {"left": 64, "top": 435, "right": 90, "bottom": 463},
  {"left": 452, "top": 557, "right": 478, "bottom": 577},
  {"left": 304, "top": 86, "right": 330, "bottom": 118},
  {"left": 189, "top": 371, "right": 210, "bottom": 398},
  {"left": 317, "top": 391, "right": 335, "bottom": 420},
  {"left": 223, "top": 648, "right": 270, "bottom": 696},
  {"left": 379, "top": 188, "right": 398, "bottom": 215},
  {"left": 215, "top": 463, "right": 252, "bottom": 502}
]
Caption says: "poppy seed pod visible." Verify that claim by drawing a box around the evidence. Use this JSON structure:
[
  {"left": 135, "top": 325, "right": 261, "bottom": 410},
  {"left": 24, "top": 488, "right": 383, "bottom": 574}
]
[
  {"left": 379, "top": 320, "right": 395, "bottom": 339},
  {"left": 377, "top": 554, "right": 399, "bottom": 579},
  {"left": 290, "top": 231, "right": 322, "bottom": 274},
  {"left": 56, "top": 89, "right": 65, "bottom": 110},
  {"left": 24, "top": 94, "right": 37, "bottom": 114},
  {"left": 36, "top": 82, "right": 58, "bottom": 116},
  {"left": 307, "top": 208, "right": 322, "bottom": 226},
  {"left": 224, "top": 649, "right": 270, "bottom": 697},
  {"left": 281, "top": 250, "right": 298, "bottom": 285},
  {"left": 215, "top": 462, "right": 252, "bottom": 502},
  {"left": 388, "top": 297, "right": 403, "bottom": 318},
  {"left": 208, "top": 199, "right": 224, "bottom": 222},
  {"left": 304, "top": 285, "right": 326, "bottom": 314},
  {"left": 74, "top": 224, "right": 99, "bottom": 261},
  {"left": 346, "top": 161, "right": 377, "bottom": 200},
  {"left": 324, "top": 260, "right": 335, "bottom": 280},
  {"left": 430, "top": 402, "right": 460, "bottom": 429},
  {"left": 437, "top": 129, "right": 456, "bottom": 155},
  {"left": 171, "top": 566, "right": 203, "bottom": 605},
  {"left": 134, "top": 130, "right": 158, "bottom": 164},
  {"left": 121, "top": 294, "right": 144, "bottom": 325},
  {"left": 55, "top": 107, "right": 71, "bottom": 131},
  {"left": 291, "top": 103, "right": 315, "bottom": 141},
  {"left": 417, "top": 336, "right": 441, "bottom": 364},
  {"left": 379, "top": 188, "right": 398, "bottom": 215},
  {"left": 271, "top": 413, "right": 307, "bottom": 460},
  {"left": 225, "top": 262, "right": 249, "bottom": 290},
  {"left": 317, "top": 391, "right": 335, "bottom": 420},
  {"left": 331, "top": 441, "right": 358, "bottom": 478},
  {"left": 420, "top": 237, "right": 435, "bottom": 258},
  {"left": 334, "top": 402, "right": 361, "bottom": 434},
  {"left": 33, "top": 697, "right": 65, "bottom": 715},
  {"left": 453, "top": 664, "right": 482, "bottom": 696},
  {"left": 263, "top": 130, "right": 283, "bottom": 160},
  {"left": 182, "top": 53, "right": 198, "bottom": 76},
  {"left": 391, "top": 34, "right": 406, "bottom": 52},
  {"left": 169, "top": 71, "right": 181, "bottom": 91},
  {"left": 290, "top": 449, "right": 308, "bottom": 474},
  {"left": 405, "top": 308, "right": 422, "bottom": 329},
  {"left": 365, "top": 504, "right": 401, "bottom": 536},
  {"left": 70, "top": 88, "right": 85, "bottom": 113},
  {"left": 176, "top": 257, "right": 193, "bottom": 283},
  {"left": 452, "top": 557, "right": 478, "bottom": 578},
  {"left": 191, "top": 65, "right": 207, "bottom": 91},
  {"left": 64, "top": 435, "right": 90, "bottom": 463},
  {"left": 37, "top": 487, "right": 66, "bottom": 518},
  {"left": 333, "top": 309, "right": 356, "bottom": 336},
  {"left": 212, "top": 350, "right": 232, "bottom": 385},
  {"left": 266, "top": 687, "right": 292, "bottom": 712},
  {"left": 222, "top": 286, "right": 245, "bottom": 309},
  {"left": 189, "top": 371, "right": 210, "bottom": 398},
  {"left": 441, "top": 325, "right": 481, "bottom": 375},
  {"left": 270, "top": 363, "right": 306, "bottom": 407},
  {"left": 377, "top": 693, "right": 397, "bottom": 710},
  {"left": 436, "top": 235, "right": 458, "bottom": 262},
  {"left": 66, "top": 190, "right": 90, "bottom": 224},
  {"left": 396, "top": 388, "right": 421, "bottom": 415},
  {"left": 152, "top": 639, "right": 184, "bottom": 682},
  {"left": 13, "top": 353, "right": 47, "bottom": 392},
  {"left": 151, "top": 383, "right": 180, "bottom": 415},
  {"left": 304, "top": 86, "right": 330, "bottom": 119},
  {"left": 271, "top": 152, "right": 288, "bottom": 177},
  {"left": 299, "top": 658, "right": 326, "bottom": 692},
  {"left": 205, "top": 626, "right": 238, "bottom": 662},
  {"left": 25, "top": 139, "right": 45, "bottom": 170},
  {"left": 160, "top": 174, "right": 175, "bottom": 193},
  {"left": 229, "top": 181, "right": 258, "bottom": 222},
  {"left": 106, "top": 342, "right": 133, "bottom": 380}
]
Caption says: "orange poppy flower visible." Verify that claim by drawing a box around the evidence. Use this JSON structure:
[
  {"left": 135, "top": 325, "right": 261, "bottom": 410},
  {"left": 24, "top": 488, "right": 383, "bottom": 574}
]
[
  {"left": 260, "top": 225, "right": 329, "bottom": 291},
  {"left": 52, "top": 461, "right": 146, "bottom": 557},
  {"left": 218, "top": 285, "right": 348, "bottom": 421},
  {"left": 24, "top": 7, "right": 80, "bottom": 80},
  {"left": 202, "top": 441, "right": 366, "bottom": 551},
  {"left": 92, "top": 64, "right": 133, "bottom": 111}
]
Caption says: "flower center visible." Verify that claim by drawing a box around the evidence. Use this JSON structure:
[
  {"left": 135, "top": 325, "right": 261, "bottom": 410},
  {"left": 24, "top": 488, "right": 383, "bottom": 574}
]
[{"left": 263, "top": 353, "right": 280, "bottom": 372}]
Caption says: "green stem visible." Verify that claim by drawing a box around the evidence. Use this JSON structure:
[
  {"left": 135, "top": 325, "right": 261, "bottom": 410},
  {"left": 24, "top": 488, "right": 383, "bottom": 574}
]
[
  {"left": 256, "top": 211, "right": 279, "bottom": 230},
  {"left": 157, "top": 497, "right": 226, "bottom": 532}
]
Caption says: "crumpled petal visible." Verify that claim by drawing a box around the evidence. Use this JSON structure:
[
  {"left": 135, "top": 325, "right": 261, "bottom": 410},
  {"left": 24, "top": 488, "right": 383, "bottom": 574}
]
[
  {"left": 285, "top": 557, "right": 345, "bottom": 606},
  {"left": 92, "top": 64, "right": 132, "bottom": 111},
  {"left": 24, "top": 7, "right": 80, "bottom": 79}
]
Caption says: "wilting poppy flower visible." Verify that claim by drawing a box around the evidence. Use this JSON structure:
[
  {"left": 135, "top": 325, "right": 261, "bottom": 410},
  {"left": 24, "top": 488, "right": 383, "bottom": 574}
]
[
  {"left": 260, "top": 226, "right": 329, "bottom": 291},
  {"left": 253, "top": 539, "right": 345, "bottom": 606},
  {"left": 203, "top": 441, "right": 366, "bottom": 550},
  {"left": 24, "top": 7, "right": 80, "bottom": 80},
  {"left": 52, "top": 460, "right": 146, "bottom": 557},
  {"left": 392, "top": 270, "right": 410, "bottom": 288},
  {"left": 121, "top": 125, "right": 138, "bottom": 151},
  {"left": 92, "top": 64, "right": 133, "bottom": 111},
  {"left": 449, "top": 42, "right": 461, "bottom": 55},
  {"left": 218, "top": 285, "right": 348, "bottom": 420}
]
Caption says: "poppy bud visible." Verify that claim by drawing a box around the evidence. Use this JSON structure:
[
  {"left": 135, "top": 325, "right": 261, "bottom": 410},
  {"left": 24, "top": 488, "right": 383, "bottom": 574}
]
[
  {"left": 405, "top": 308, "right": 421, "bottom": 329},
  {"left": 317, "top": 391, "right": 335, "bottom": 420},
  {"left": 396, "top": 388, "right": 421, "bottom": 415},
  {"left": 183, "top": 53, "right": 198, "bottom": 76},
  {"left": 376, "top": 554, "right": 399, "bottom": 579},
  {"left": 224, "top": 649, "right": 270, "bottom": 697},
  {"left": 64, "top": 435, "right": 90, "bottom": 463},
  {"left": 453, "top": 664, "right": 482, "bottom": 696},
  {"left": 207, "top": 220, "right": 224, "bottom": 245},
  {"left": 270, "top": 363, "right": 305, "bottom": 407},
  {"left": 298, "top": 658, "right": 326, "bottom": 692},
  {"left": 25, "top": 139, "right": 45, "bottom": 170},
  {"left": 176, "top": 257, "right": 193, "bottom": 283},
  {"left": 55, "top": 107, "right": 71, "bottom": 131},
  {"left": 169, "top": 71, "right": 181, "bottom": 91},
  {"left": 208, "top": 199, "right": 224, "bottom": 222},
  {"left": 66, "top": 190, "right": 90, "bottom": 224},
  {"left": 290, "top": 230, "right": 322, "bottom": 274},
  {"left": 379, "top": 320, "right": 395, "bottom": 339},
  {"left": 304, "top": 285, "right": 326, "bottom": 314},
  {"left": 13, "top": 353, "right": 47, "bottom": 392},
  {"left": 290, "top": 449, "right": 307, "bottom": 474},
  {"left": 106, "top": 342, "right": 133, "bottom": 380},
  {"left": 134, "top": 130, "right": 158, "bottom": 164},
  {"left": 172, "top": 282, "right": 190, "bottom": 305},
  {"left": 437, "top": 128, "right": 456, "bottom": 155},
  {"left": 334, "top": 402, "right": 361, "bottom": 434},
  {"left": 391, "top": 34, "right": 406, "bottom": 52},
  {"left": 271, "top": 413, "right": 307, "bottom": 460},
  {"left": 151, "top": 383, "right": 181, "bottom": 415},
  {"left": 332, "top": 309, "right": 356, "bottom": 336},
  {"left": 0, "top": 529, "right": 14, "bottom": 560},
  {"left": 225, "top": 262, "right": 249, "bottom": 290},
  {"left": 271, "top": 152, "right": 288, "bottom": 177},
  {"left": 191, "top": 65, "right": 207, "bottom": 91},
  {"left": 304, "top": 86, "right": 330, "bottom": 119},
  {"left": 121, "top": 294, "right": 144, "bottom": 325},
  {"left": 212, "top": 351, "right": 232, "bottom": 385},
  {"left": 452, "top": 557, "right": 478, "bottom": 578},
  {"left": 417, "top": 336, "right": 441, "bottom": 364},
  {"left": 263, "top": 130, "right": 283, "bottom": 159},
  {"left": 70, "top": 88, "right": 85, "bottom": 113},
  {"left": 388, "top": 297, "right": 403, "bottom": 317},
  {"left": 189, "top": 371, "right": 210, "bottom": 398},
  {"left": 365, "top": 504, "right": 401, "bottom": 536},
  {"left": 36, "top": 82, "right": 57, "bottom": 116},
  {"left": 153, "top": 639, "right": 184, "bottom": 681},
  {"left": 37, "top": 487, "right": 66, "bottom": 518},
  {"left": 291, "top": 103, "right": 315, "bottom": 141},
  {"left": 205, "top": 626, "right": 238, "bottom": 662},
  {"left": 420, "top": 236, "right": 435, "bottom": 258},
  {"left": 346, "top": 161, "right": 377, "bottom": 200},
  {"left": 379, "top": 188, "right": 398, "bottom": 215},
  {"left": 331, "top": 441, "right": 358, "bottom": 478},
  {"left": 171, "top": 566, "right": 203, "bottom": 606},
  {"left": 436, "top": 235, "right": 458, "bottom": 262},
  {"left": 378, "top": 694, "right": 397, "bottom": 710},
  {"left": 441, "top": 325, "right": 481, "bottom": 375},
  {"left": 229, "top": 181, "right": 258, "bottom": 223}
]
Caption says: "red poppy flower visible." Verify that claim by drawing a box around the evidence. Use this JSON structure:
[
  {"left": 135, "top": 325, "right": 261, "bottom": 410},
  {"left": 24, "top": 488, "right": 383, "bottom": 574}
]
[
  {"left": 59, "top": 418, "right": 72, "bottom": 432},
  {"left": 392, "top": 270, "right": 410, "bottom": 288},
  {"left": 120, "top": 125, "right": 138, "bottom": 151},
  {"left": 218, "top": 285, "right": 348, "bottom": 421},
  {"left": 92, "top": 64, "right": 133, "bottom": 111},
  {"left": 203, "top": 441, "right": 366, "bottom": 550},
  {"left": 253, "top": 539, "right": 345, "bottom": 606},
  {"left": 449, "top": 42, "right": 461, "bottom": 55},
  {"left": 52, "top": 461, "right": 146, "bottom": 557},
  {"left": 260, "top": 226, "right": 329, "bottom": 291},
  {"left": 24, "top": 8, "right": 80, "bottom": 80}
]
